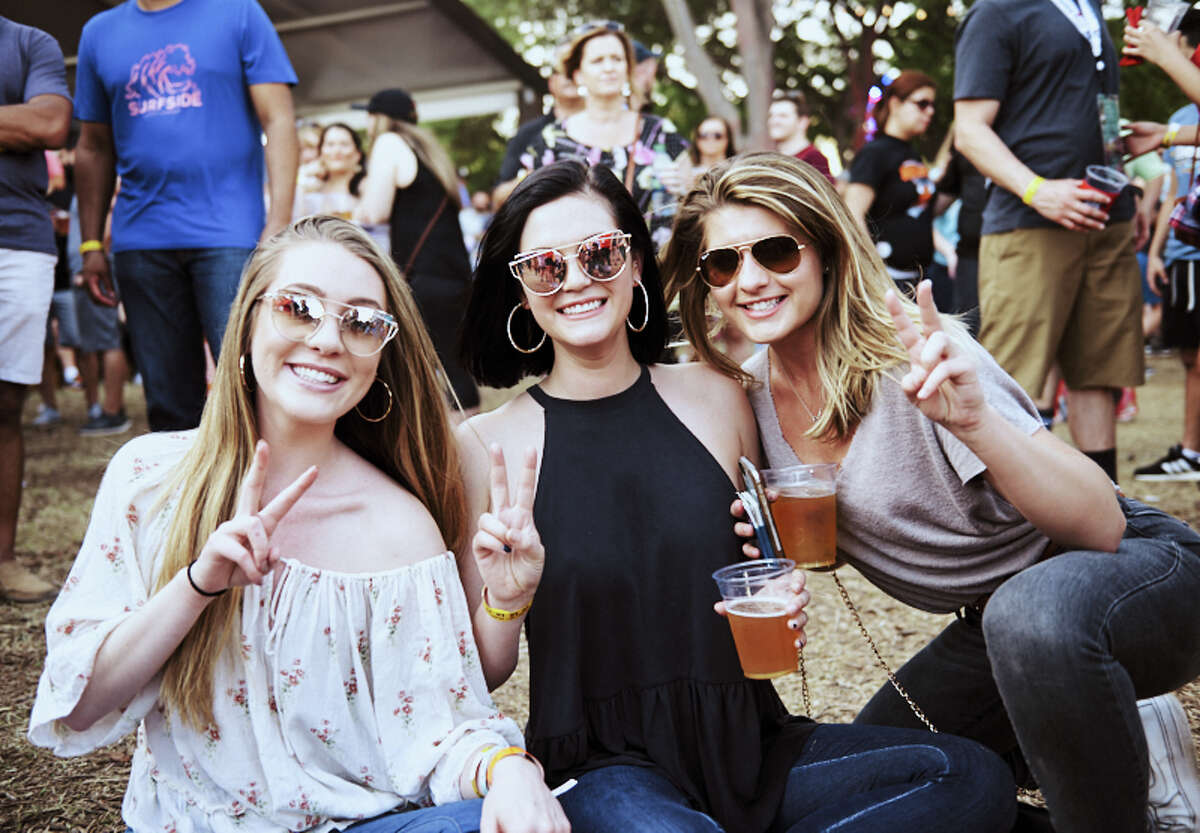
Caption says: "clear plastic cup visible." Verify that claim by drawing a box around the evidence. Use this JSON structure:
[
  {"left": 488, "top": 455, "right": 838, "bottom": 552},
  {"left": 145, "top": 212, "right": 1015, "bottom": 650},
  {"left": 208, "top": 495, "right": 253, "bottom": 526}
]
[
  {"left": 712, "top": 558, "right": 798, "bottom": 679},
  {"left": 1082, "top": 165, "right": 1129, "bottom": 218},
  {"left": 761, "top": 463, "right": 839, "bottom": 570}
]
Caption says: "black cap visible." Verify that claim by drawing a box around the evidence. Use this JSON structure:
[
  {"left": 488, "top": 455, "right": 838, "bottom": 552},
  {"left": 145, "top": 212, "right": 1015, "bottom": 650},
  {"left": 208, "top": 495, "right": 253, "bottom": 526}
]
[
  {"left": 633, "top": 40, "right": 659, "bottom": 64},
  {"left": 353, "top": 88, "right": 417, "bottom": 124}
]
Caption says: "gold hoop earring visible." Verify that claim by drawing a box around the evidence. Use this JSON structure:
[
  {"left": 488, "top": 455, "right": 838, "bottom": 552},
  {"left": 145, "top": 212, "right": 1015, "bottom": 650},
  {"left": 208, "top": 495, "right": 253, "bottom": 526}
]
[
  {"left": 507, "top": 304, "right": 546, "bottom": 354},
  {"left": 239, "top": 354, "right": 255, "bottom": 391},
  {"left": 626, "top": 281, "right": 649, "bottom": 333},
  {"left": 355, "top": 377, "right": 393, "bottom": 423}
]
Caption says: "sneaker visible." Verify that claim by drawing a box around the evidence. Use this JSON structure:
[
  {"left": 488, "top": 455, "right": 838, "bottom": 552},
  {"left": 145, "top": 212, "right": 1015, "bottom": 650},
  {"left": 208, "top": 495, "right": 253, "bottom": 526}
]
[
  {"left": 1141, "top": 694, "right": 1200, "bottom": 832},
  {"left": 1118, "top": 388, "right": 1139, "bottom": 423},
  {"left": 1134, "top": 446, "right": 1200, "bottom": 482},
  {"left": 31, "top": 405, "right": 61, "bottom": 427},
  {"left": 79, "top": 409, "right": 132, "bottom": 437},
  {"left": 0, "top": 560, "right": 57, "bottom": 603},
  {"left": 87, "top": 402, "right": 102, "bottom": 421}
]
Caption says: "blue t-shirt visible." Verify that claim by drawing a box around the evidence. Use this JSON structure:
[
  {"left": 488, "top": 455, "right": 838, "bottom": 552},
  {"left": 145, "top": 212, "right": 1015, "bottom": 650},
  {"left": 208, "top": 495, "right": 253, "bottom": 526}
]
[
  {"left": 1164, "top": 105, "right": 1200, "bottom": 266},
  {"left": 0, "top": 17, "right": 71, "bottom": 255},
  {"left": 74, "top": 0, "right": 296, "bottom": 252}
]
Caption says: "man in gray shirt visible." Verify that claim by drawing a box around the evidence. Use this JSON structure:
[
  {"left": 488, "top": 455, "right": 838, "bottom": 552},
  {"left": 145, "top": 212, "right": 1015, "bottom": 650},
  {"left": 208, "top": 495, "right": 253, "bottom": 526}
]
[
  {"left": 955, "top": 0, "right": 1144, "bottom": 486},
  {"left": 0, "top": 16, "right": 72, "bottom": 602}
]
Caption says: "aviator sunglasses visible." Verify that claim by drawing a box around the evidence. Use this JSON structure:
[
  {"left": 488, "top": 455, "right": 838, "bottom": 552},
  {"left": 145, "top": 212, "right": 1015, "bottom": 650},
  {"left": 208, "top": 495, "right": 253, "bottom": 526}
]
[
  {"left": 509, "top": 230, "right": 632, "bottom": 296},
  {"left": 697, "top": 233, "right": 807, "bottom": 288},
  {"left": 258, "top": 290, "right": 398, "bottom": 356}
]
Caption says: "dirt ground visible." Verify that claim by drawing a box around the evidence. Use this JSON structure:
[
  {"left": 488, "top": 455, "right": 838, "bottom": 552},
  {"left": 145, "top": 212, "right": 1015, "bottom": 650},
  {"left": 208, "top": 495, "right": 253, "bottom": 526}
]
[{"left": 5, "top": 354, "right": 1200, "bottom": 830}]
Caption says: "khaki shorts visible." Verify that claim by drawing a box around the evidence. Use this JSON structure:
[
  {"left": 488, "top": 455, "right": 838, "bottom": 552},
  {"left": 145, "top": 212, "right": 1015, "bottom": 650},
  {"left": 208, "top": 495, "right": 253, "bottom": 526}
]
[
  {"left": 978, "top": 221, "right": 1143, "bottom": 397},
  {"left": 0, "top": 248, "right": 56, "bottom": 385}
]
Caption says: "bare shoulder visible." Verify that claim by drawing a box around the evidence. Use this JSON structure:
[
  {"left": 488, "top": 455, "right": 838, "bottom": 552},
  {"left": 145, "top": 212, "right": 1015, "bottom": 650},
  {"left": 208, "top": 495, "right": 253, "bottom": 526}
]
[
  {"left": 650, "top": 362, "right": 748, "bottom": 408},
  {"left": 345, "top": 455, "right": 446, "bottom": 557}
]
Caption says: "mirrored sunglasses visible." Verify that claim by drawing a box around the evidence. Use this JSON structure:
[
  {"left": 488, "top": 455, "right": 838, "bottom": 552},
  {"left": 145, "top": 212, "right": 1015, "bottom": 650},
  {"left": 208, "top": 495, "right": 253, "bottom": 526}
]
[
  {"left": 509, "top": 231, "right": 632, "bottom": 296},
  {"left": 697, "top": 234, "right": 807, "bottom": 288},
  {"left": 259, "top": 291, "right": 398, "bottom": 357}
]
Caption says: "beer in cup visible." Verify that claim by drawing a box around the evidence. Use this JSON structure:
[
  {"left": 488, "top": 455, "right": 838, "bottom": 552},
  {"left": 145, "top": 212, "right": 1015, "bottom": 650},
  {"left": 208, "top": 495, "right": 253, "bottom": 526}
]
[
  {"left": 712, "top": 559, "right": 798, "bottom": 679},
  {"left": 761, "top": 463, "right": 838, "bottom": 570}
]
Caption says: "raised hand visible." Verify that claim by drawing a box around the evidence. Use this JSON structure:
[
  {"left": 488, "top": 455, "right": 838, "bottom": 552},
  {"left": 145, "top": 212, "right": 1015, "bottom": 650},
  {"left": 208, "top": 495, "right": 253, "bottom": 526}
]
[
  {"left": 885, "top": 280, "right": 986, "bottom": 434},
  {"left": 189, "top": 441, "right": 317, "bottom": 595},
  {"left": 472, "top": 444, "right": 544, "bottom": 610},
  {"left": 1123, "top": 22, "right": 1186, "bottom": 68}
]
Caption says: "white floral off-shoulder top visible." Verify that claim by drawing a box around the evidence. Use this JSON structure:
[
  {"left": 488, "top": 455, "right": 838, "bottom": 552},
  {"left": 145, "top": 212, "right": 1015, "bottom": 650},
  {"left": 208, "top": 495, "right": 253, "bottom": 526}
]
[{"left": 28, "top": 431, "right": 521, "bottom": 833}]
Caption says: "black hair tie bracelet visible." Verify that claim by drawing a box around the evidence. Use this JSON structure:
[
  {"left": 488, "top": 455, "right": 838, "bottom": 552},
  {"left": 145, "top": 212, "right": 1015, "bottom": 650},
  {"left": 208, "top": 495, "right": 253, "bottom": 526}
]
[{"left": 187, "top": 560, "right": 228, "bottom": 597}]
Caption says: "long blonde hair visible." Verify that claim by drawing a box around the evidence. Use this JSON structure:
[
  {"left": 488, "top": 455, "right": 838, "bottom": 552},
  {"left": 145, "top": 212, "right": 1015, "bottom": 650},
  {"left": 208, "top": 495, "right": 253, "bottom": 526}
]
[
  {"left": 155, "top": 216, "right": 467, "bottom": 729},
  {"left": 369, "top": 115, "right": 461, "bottom": 208},
  {"left": 661, "top": 151, "right": 966, "bottom": 441}
]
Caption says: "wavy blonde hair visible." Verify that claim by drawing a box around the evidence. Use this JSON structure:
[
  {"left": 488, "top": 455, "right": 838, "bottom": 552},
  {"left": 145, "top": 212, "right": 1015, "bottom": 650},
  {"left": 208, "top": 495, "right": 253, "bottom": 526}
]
[
  {"left": 661, "top": 151, "right": 967, "bottom": 441},
  {"left": 155, "top": 216, "right": 467, "bottom": 729},
  {"left": 368, "top": 115, "right": 462, "bottom": 209}
]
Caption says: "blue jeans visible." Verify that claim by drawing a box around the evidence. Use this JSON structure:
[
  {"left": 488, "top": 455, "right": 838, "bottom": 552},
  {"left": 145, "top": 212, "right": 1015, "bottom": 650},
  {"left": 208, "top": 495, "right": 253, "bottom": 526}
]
[
  {"left": 856, "top": 497, "right": 1200, "bottom": 833},
  {"left": 114, "top": 247, "right": 252, "bottom": 430},
  {"left": 557, "top": 723, "right": 1015, "bottom": 833},
  {"left": 338, "top": 800, "right": 484, "bottom": 832}
]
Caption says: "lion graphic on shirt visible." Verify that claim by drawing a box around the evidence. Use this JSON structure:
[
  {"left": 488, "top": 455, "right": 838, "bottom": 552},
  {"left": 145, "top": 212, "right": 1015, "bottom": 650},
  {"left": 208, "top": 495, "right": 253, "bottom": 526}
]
[{"left": 124, "top": 44, "right": 199, "bottom": 101}]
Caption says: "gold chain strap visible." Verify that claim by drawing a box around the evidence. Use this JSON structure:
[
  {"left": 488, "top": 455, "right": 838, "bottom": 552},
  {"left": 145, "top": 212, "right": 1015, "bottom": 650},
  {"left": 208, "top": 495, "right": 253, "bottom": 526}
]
[
  {"left": 831, "top": 572, "right": 938, "bottom": 733},
  {"left": 797, "top": 644, "right": 812, "bottom": 718}
]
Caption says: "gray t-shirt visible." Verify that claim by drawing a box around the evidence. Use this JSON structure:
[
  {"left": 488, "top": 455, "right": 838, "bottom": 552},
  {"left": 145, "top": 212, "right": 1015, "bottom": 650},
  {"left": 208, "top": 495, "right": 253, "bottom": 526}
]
[
  {"left": 745, "top": 344, "right": 1048, "bottom": 613},
  {"left": 953, "top": 0, "right": 1134, "bottom": 235},
  {"left": 0, "top": 17, "right": 70, "bottom": 255}
]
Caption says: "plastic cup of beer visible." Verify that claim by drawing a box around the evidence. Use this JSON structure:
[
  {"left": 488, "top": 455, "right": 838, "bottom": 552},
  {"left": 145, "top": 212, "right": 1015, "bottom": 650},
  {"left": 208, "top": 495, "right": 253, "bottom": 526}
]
[
  {"left": 1082, "top": 165, "right": 1129, "bottom": 219},
  {"left": 712, "top": 559, "right": 798, "bottom": 679},
  {"left": 761, "top": 463, "right": 838, "bottom": 571}
]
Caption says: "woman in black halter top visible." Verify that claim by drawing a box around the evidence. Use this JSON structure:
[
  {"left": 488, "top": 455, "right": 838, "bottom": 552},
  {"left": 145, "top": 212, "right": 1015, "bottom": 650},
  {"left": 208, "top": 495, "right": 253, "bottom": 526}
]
[{"left": 455, "top": 161, "right": 1016, "bottom": 833}]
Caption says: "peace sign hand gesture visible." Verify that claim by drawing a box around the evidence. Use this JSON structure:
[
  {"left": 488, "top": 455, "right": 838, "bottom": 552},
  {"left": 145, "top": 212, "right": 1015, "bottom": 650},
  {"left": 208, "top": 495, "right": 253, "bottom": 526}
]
[
  {"left": 885, "top": 280, "right": 986, "bottom": 435},
  {"left": 189, "top": 441, "right": 318, "bottom": 595},
  {"left": 472, "top": 444, "right": 544, "bottom": 611}
]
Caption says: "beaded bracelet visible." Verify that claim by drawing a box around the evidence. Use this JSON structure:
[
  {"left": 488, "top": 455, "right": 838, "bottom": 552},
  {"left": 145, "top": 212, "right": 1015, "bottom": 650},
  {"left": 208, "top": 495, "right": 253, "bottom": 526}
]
[
  {"left": 1022, "top": 175, "right": 1046, "bottom": 206},
  {"left": 481, "top": 586, "right": 532, "bottom": 621}
]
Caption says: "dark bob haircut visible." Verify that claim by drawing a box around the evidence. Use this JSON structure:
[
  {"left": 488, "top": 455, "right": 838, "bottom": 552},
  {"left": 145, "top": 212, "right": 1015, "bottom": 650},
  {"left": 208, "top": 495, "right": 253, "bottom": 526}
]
[{"left": 460, "top": 161, "right": 669, "bottom": 389}]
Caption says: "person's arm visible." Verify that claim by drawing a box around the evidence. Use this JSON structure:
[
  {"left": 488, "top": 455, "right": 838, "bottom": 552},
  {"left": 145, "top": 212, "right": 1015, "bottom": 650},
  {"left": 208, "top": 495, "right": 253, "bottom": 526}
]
[
  {"left": 249, "top": 83, "right": 297, "bottom": 241},
  {"left": 455, "top": 423, "right": 544, "bottom": 690},
  {"left": 1147, "top": 166, "right": 1178, "bottom": 296},
  {"left": 75, "top": 121, "right": 119, "bottom": 307},
  {"left": 955, "top": 98, "right": 1108, "bottom": 231},
  {"left": 0, "top": 93, "right": 71, "bottom": 151},
  {"left": 1125, "top": 24, "right": 1200, "bottom": 104},
  {"left": 886, "top": 282, "right": 1125, "bottom": 551},
  {"left": 66, "top": 442, "right": 316, "bottom": 730},
  {"left": 353, "top": 132, "right": 418, "bottom": 226},
  {"left": 843, "top": 182, "right": 876, "bottom": 238}
]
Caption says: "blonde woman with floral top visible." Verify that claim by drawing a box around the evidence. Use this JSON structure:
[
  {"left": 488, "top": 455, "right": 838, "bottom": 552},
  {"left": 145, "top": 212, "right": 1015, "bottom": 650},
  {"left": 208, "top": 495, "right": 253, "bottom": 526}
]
[{"left": 28, "top": 217, "right": 567, "bottom": 833}]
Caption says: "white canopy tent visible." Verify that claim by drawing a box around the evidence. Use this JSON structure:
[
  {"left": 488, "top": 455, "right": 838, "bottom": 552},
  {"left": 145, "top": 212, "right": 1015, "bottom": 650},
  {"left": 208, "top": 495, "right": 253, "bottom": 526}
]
[{"left": 8, "top": 0, "right": 548, "bottom": 123}]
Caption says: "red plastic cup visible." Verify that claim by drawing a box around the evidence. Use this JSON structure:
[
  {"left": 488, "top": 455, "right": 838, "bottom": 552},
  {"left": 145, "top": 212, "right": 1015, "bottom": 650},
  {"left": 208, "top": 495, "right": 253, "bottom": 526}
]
[
  {"left": 1121, "top": 6, "right": 1145, "bottom": 67},
  {"left": 1081, "top": 165, "right": 1129, "bottom": 218}
]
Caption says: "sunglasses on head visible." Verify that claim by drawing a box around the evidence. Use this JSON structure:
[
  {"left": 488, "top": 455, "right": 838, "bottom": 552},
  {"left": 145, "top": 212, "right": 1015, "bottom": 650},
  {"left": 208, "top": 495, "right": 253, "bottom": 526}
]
[
  {"left": 908, "top": 97, "right": 935, "bottom": 112},
  {"left": 696, "top": 234, "right": 807, "bottom": 288},
  {"left": 573, "top": 19, "right": 625, "bottom": 36},
  {"left": 258, "top": 290, "right": 398, "bottom": 357},
  {"left": 509, "top": 230, "right": 632, "bottom": 296}
]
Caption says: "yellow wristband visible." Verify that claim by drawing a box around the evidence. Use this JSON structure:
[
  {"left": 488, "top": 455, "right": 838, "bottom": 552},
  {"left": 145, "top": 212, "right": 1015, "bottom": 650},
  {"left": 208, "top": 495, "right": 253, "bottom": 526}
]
[
  {"left": 1163, "top": 123, "right": 1182, "bottom": 148},
  {"left": 471, "top": 744, "right": 497, "bottom": 798},
  {"left": 481, "top": 586, "right": 532, "bottom": 621},
  {"left": 1022, "top": 175, "right": 1045, "bottom": 206},
  {"left": 485, "top": 746, "right": 539, "bottom": 790},
  {"left": 79, "top": 240, "right": 104, "bottom": 255}
]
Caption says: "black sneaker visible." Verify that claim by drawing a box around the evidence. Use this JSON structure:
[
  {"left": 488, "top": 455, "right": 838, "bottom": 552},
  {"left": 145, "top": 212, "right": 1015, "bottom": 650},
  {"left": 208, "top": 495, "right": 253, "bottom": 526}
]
[
  {"left": 79, "top": 410, "right": 132, "bottom": 437},
  {"left": 1134, "top": 446, "right": 1200, "bottom": 482}
]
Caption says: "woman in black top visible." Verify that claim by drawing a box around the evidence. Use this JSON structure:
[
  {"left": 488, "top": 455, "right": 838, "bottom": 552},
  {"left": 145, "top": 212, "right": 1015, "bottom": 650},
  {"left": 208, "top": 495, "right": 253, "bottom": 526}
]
[
  {"left": 355, "top": 88, "right": 479, "bottom": 412},
  {"left": 454, "top": 160, "right": 1016, "bottom": 832},
  {"left": 845, "top": 71, "right": 938, "bottom": 291}
]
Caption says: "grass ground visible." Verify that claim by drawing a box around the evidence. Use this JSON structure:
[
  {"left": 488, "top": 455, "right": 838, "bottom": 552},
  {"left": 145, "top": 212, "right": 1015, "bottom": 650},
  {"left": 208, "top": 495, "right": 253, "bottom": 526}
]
[{"left": 4, "top": 355, "right": 1200, "bottom": 830}]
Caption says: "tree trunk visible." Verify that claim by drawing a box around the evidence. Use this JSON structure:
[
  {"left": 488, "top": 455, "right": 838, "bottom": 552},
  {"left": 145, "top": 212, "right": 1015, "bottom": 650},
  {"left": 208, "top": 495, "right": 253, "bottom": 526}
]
[
  {"left": 659, "top": 0, "right": 742, "bottom": 140},
  {"left": 730, "top": 0, "right": 775, "bottom": 151}
]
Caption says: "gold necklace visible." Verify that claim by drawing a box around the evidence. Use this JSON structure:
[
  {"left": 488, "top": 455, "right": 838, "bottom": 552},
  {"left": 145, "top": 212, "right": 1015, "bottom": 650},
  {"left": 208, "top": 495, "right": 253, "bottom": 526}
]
[{"left": 771, "top": 350, "right": 823, "bottom": 425}]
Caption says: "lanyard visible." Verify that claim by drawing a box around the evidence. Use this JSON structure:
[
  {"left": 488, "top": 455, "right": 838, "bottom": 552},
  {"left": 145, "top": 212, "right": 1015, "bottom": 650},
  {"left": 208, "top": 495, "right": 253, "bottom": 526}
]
[{"left": 1048, "top": 0, "right": 1104, "bottom": 71}]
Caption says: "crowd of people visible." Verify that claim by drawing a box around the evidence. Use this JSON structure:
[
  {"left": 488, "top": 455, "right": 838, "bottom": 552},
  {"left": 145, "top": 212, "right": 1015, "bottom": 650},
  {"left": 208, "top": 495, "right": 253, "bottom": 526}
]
[{"left": 6, "top": 0, "right": 1200, "bottom": 831}]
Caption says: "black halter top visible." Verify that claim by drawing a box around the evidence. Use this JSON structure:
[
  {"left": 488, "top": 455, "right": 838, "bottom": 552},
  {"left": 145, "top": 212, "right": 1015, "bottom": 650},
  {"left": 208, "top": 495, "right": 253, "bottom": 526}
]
[{"left": 524, "top": 366, "right": 814, "bottom": 831}]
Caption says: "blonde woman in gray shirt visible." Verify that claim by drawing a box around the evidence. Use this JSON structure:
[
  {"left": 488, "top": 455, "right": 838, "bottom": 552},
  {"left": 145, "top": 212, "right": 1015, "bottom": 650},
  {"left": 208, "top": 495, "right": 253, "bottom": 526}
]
[{"left": 662, "top": 152, "right": 1200, "bottom": 833}]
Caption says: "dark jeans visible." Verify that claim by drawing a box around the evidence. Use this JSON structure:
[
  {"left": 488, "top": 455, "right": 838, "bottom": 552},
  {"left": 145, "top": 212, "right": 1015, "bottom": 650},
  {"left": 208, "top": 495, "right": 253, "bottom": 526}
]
[
  {"left": 557, "top": 723, "right": 1016, "bottom": 833},
  {"left": 114, "top": 247, "right": 252, "bottom": 430},
  {"left": 856, "top": 497, "right": 1200, "bottom": 833}
]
